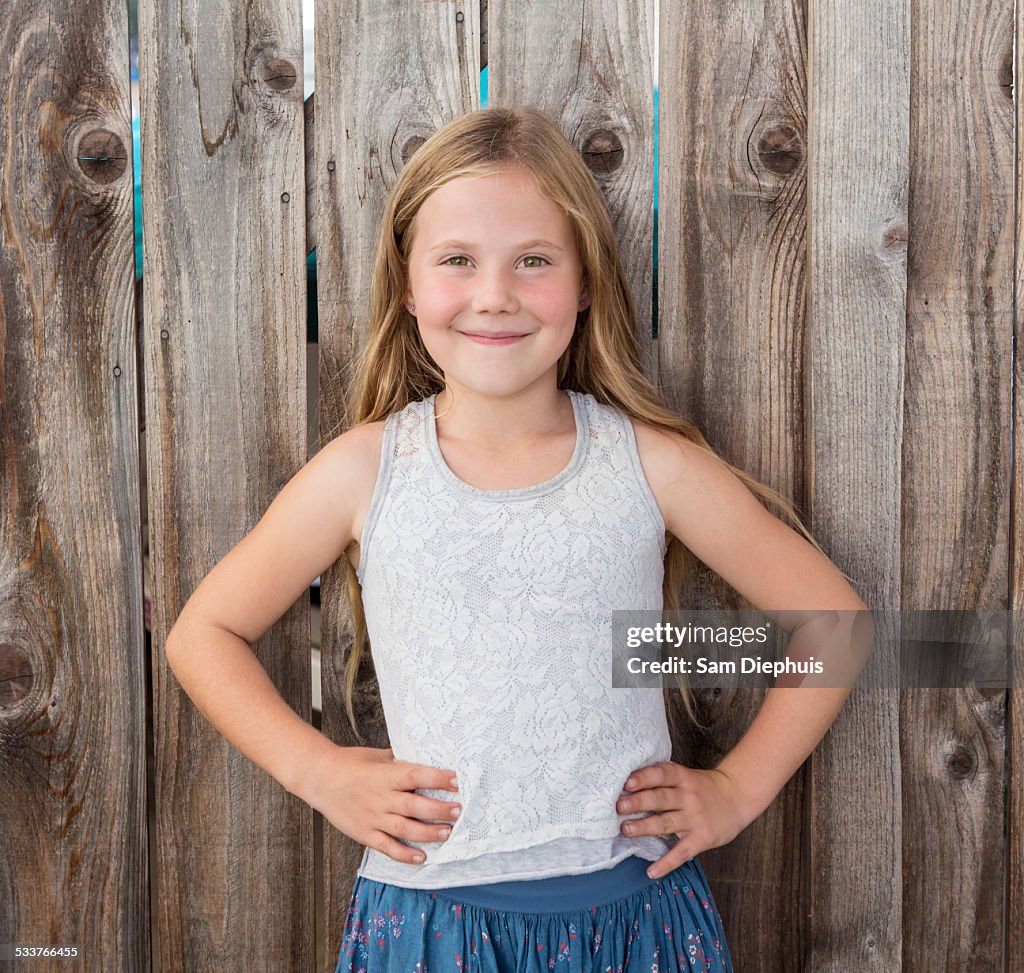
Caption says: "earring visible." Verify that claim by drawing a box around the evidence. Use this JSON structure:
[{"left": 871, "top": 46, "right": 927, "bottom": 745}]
[{"left": 408, "top": 304, "right": 416, "bottom": 313}]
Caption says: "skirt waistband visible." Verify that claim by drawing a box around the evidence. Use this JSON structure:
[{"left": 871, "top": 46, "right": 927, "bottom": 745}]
[{"left": 427, "top": 854, "right": 658, "bottom": 912}]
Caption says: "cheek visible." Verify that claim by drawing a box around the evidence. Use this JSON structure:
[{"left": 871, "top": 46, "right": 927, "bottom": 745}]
[
  {"left": 416, "top": 302, "right": 462, "bottom": 341},
  {"left": 412, "top": 278, "right": 463, "bottom": 318},
  {"left": 533, "top": 276, "right": 583, "bottom": 312},
  {"left": 415, "top": 319, "right": 457, "bottom": 363}
]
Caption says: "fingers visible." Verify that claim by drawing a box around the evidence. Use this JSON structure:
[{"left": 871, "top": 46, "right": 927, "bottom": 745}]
[
  {"left": 624, "top": 761, "right": 678, "bottom": 793},
  {"left": 617, "top": 785, "right": 676, "bottom": 816},
  {"left": 645, "top": 843, "right": 695, "bottom": 880},
  {"left": 621, "top": 810, "right": 684, "bottom": 839},
  {"left": 367, "top": 753, "right": 462, "bottom": 865},
  {"left": 391, "top": 758, "right": 460, "bottom": 794},
  {"left": 365, "top": 829, "right": 430, "bottom": 866},
  {"left": 387, "top": 759, "right": 462, "bottom": 826},
  {"left": 394, "top": 790, "right": 462, "bottom": 825},
  {"left": 381, "top": 811, "right": 455, "bottom": 846},
  {"left": 364, "top": 811, "right": 454, "bottom": 867}
]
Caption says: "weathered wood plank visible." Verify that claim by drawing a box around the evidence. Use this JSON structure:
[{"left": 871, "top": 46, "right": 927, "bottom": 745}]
[
  {"left": 806, "top": 0, "right": 908, "bottom": 968},
  {"left": 137, "top": 0, "right": 312, "bottom": 967},
  {"left": 306, "top": 92, "right": 316, "bottom": 256},
  {"left": 313, "top": 2, "right": 480, "bottom": 967},
  {"left": 0, "top": 4, "right": 149, "bottom": 971},
  {"left": 1010, "top": 0, "right": 1024, "bottom": 966},
  {"left": 489, "top": 0, "right": 656, "bottom": 380},
  {"left": 658, "top": 3, "right": 812, "bottom": 969},
  {"left": 901, "top": 2, "right": 1013, "bottom": 971}
]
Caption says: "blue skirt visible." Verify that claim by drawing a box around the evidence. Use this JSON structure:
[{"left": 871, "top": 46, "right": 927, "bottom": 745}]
[{"left": 334, "top": 854, "right": 734, "bottom": 972}]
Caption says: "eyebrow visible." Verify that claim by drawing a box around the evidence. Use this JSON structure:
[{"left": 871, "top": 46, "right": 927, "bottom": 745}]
[{"left": 424, "top": 238, "right": 566, "bottom": 253}]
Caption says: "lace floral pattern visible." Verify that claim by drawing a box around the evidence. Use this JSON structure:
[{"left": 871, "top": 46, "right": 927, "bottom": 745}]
[{"left": 356, "top": 391, "right": 674, "bottom": 889}]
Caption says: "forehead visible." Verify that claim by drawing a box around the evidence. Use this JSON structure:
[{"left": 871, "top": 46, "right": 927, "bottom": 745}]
[{"left": 413, "top": 166, "right": 573, "bottom": 236}]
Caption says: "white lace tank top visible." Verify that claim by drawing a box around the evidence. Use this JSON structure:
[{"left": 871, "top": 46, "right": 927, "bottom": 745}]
[{"left": 354, "top": 389, "right": 678, "bottom": 889}]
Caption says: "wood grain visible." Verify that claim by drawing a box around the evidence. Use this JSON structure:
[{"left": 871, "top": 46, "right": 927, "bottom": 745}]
[
  {"left": 1012, "top": 0, "right": 1024, "bottom": 969},
  {"left": 0, "top": 3, "right": 149, "bottom": 971},
  {"left": 137, "top": 0, "right": 312, "bottom": 967},
  {"left": 658, "top": 2, "right": 812, "bottom": 969},
  {"left": 807, "top": 0, "right": 908, "bottom": 968},
  {"left": 901, "top": 2, "right": 1013, "bottom": 971}
]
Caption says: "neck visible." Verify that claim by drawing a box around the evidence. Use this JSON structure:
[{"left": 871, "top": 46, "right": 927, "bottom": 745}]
[{"left": 433, "top": 381, "right": 573, "bottom": 448}]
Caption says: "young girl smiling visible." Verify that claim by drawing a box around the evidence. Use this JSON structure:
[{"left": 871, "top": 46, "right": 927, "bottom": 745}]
[{"left": 167, "top": 106, "right": 869, "bottom": 973}]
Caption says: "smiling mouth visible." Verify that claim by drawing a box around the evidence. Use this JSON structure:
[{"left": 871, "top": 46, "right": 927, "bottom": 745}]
[{"left": 459, "top": 331, "right": 529, "bottom": 344}]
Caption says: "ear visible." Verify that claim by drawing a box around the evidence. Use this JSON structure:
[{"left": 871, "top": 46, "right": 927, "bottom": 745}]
[
  {"left": 404, "top": 285, "right": 416, "bottom": 315},
  {"left": 578, "top": 275, "right": 591, "bottom": 312}
]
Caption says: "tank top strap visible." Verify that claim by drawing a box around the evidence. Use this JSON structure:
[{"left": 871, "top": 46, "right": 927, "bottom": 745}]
[
  {"left": 388, "top": 395, "right": 434, "bottom": 462},
  {"left": 574, "top": 392, "right": 668, "bottom": 551}
]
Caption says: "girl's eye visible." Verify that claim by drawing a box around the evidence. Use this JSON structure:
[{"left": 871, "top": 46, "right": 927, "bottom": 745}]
[
  {"left": 442, "top": 255, "right": 471, "bottom": 267},
  {"left": 521, "top": 255, "right": 548, "bottom": 268}
]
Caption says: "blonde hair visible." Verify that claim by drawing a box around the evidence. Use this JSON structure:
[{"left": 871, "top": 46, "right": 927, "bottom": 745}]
[{"left": 335, "top": 106, "right": 828, "bottom": 742}]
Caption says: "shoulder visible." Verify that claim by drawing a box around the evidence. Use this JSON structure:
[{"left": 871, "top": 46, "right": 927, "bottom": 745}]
[
  {"left": 320, "top": 417, "right": 387, "bottom": 476},
  {"left": 628, "top": 416, "right": 864, "bottom": 612},
  {"left": 318, "top": 419, "right": 388, "bottom": 527},
  {"left": 626, "top": 415, "right": 771, "bottom": 553},
  {"left": 258, "top": 418, "right": 389, "bottom": 542},
  {"left": 627, "top": 416, "right": 736, "bottom": 501},
  {"left": 585, "top": 399, "right": 729, "bottom": 514}
]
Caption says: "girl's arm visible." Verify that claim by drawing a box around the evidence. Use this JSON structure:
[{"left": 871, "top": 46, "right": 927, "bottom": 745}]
[
  {"left": 166, "top": 422, "right": 467, "bottom": 865},
  {"left": 635, "top": 422, "right": 873, "bottom": 821},
  {"left": 166, "top": 619, "right": 338, "bottom": 797},
  {"left": 714, "top": 684, "right": 856, "bottom": 820},
  {"left": 165, "top": 423, "right": 380, "bottom": 799}
]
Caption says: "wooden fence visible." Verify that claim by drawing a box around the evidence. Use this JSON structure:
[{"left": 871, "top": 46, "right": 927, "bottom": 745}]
[{"left": 0, "top": 0, "right": 1020, "bottom": 970}]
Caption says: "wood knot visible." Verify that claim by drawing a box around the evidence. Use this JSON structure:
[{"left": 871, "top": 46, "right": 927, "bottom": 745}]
[
  {"left": 883, "top": 224, "right": 908, "bottom": 251},
  {"left": 0, "top": 643, "right": 33, "bottom": 706},
  {"left": 582, "top": 129, "right": 623, "bottom": 175},
  {"left": 77, "top": 129, "right": 127, "bottom": 184},
  {"left": 263, "top": 58, "right": 297, "bottom": 91},
  {"left": 997, "top": 49, "right": 1013, "bottom": 100},
  {"left": 755, "top": 124, "right": 803, "bottom": 176},
  {"left": 945, "top": 742, "right": 976, "bottom": 780},
  {"left": 401, "top": 136, "right": 426, "bottom": 165}
]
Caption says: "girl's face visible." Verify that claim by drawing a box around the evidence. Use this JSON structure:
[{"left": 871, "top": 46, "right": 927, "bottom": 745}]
[{"left": 404, "top": 165, "right": 590, "bottom": 401}]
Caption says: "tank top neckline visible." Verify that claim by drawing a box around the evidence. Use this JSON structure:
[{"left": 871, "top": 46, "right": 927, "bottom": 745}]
[{"left": 423, "top": 389, "right": 590, "bottom": 500}]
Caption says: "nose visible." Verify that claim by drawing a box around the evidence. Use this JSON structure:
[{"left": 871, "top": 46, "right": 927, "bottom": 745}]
[{"left": 471, "top": 266, "right": 519, "bottom": 315}]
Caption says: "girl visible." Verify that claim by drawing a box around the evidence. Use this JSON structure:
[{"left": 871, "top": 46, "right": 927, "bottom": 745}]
[{"left": 166, "top": 106, "right": 869, "bottom": 973}]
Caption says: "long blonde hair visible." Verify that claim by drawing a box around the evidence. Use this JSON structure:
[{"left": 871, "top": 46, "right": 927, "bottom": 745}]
[{"left": 336, "top": 106, "right": 826, "bottom": 742}]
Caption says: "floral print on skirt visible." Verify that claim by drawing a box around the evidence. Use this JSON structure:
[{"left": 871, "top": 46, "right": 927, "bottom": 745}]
[{"left": 334, "top": 856, "right": 733, "bottom": 973}]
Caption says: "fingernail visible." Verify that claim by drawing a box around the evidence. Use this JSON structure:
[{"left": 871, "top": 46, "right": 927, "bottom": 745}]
[
  {"left": 626, "top": 777, "right": 637, "bottom": 789},
  {"left": 450, "top": 776, "right": 459, "bottom": 789},
  {"left": 451, "top": 806, "right": 461, "bottom": 819},
  {"left": 647, "top": 866, "right": 659, "bottom": 878},
  {"left": 414, "top": 854, "right": 425, "bottom": 863},
  {"left": 438, "top": 827, "right": 451, "bottom": 839}
]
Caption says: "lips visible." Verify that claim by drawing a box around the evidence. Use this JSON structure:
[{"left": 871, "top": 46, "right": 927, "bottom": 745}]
[{"left": 459, "top": 330, "right": 529, "bottom": 345}]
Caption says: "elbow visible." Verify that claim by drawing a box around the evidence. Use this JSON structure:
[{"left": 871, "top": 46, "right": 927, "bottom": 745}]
[
  {"left": 163, "top": 630, "right": 183, "bottom": 674},
  {"left": 163, "top": 617, "right": 193, "bottom": 672},
  {"left": 854, "top": 607, "right": 875, "bottom": 661}
]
